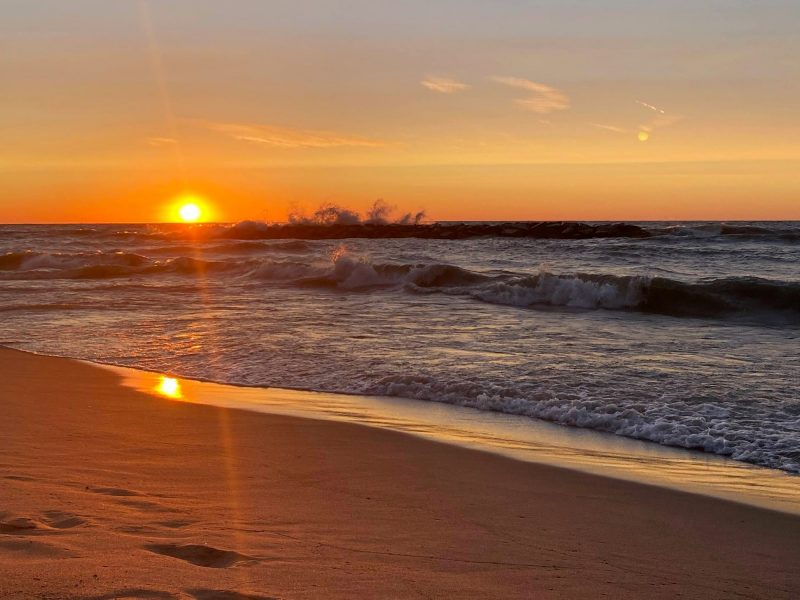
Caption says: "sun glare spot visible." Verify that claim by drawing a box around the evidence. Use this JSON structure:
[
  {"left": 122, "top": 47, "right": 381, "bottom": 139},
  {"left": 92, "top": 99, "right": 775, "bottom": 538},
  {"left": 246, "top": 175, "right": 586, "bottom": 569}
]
[
  {"left": 156, "top": 376, "right": 183, "bottom": 399},
  {"left": 637, "top": 131, "right": 650, "bottom": 142},
  {"left": 179, "top": 202, "right": 202, "bottom": 222}
]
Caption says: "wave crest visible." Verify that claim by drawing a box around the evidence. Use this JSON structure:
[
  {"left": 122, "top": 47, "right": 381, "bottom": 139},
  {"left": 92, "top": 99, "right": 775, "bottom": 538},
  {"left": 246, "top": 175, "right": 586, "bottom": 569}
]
[
  {"left": 3, "top": 247, "right": 797, "bottom": 322},
  {"left": 365, "top": 374, "right": 800, "bottom": 473}
]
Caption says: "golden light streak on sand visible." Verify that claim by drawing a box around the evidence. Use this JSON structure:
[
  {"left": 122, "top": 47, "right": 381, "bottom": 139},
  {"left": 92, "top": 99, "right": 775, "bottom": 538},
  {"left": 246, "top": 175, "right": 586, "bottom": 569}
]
[{"left": 177, "top": 221, "right": 250, "bottom": 590}]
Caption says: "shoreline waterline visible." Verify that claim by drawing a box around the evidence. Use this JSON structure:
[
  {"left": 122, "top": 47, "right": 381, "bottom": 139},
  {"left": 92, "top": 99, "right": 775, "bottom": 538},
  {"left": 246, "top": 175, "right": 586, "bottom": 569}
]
[{"left": 82, "top": 354, "right": 800, "bottom": 516}]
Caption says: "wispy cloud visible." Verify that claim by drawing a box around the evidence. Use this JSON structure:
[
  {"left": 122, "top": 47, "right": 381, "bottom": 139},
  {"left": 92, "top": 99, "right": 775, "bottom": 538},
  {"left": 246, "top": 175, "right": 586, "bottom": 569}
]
[
  {"left": 421, "top": 76, "right": 470, "bottom": 94},
  {"left": 636, "top": 100, "right": 666, "bottom": 115},
  {"left": 493, "top": 76, "right": 570, "bottom": 114},
  {"left": 146, "top": 137, "right": 178, "bottom": 147},
  {"left": 591, "top": 124, "right": 627, "bottom": 133},
  {"left": 198, "top": 121, "right": 385, "bottom": 149},
  {"left": 592, "top": 101, "right": 684, "bottom": 142},
  {"left": 637, "top": 100, "right": 683, "bottom": 139}
]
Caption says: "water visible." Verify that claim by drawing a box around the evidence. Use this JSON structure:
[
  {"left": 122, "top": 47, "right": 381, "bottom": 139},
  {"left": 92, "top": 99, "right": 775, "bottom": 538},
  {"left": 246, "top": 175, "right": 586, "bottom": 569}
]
[{"left": 1, "top": 221, "right": 798, "bottom": 475}]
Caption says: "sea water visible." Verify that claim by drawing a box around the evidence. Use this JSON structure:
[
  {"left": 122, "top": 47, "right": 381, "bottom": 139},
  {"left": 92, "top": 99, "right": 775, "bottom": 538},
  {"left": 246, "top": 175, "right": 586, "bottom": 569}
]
[{"left": 1, "top": 221, "right": 798, "bottom": 475}]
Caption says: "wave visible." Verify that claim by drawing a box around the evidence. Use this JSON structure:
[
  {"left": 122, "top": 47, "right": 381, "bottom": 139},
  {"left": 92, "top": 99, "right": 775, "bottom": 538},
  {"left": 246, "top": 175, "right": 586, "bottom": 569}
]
[
  {"left": 0, "top": 250, "right": 248, "bottom": 280},
  {"left": 362, "top": 374, "right": 800, "bottom": 474},
  {"left": 250, "top": 256, "right": 799, "bottom": 321},
  {"left": 651, "top": 223, "right": 800, "bottom": 242},
  {"left": 452, "top": 272, "right": 800, "bottom": 318},
  {"left": 0, "top": 250, "right": 149, "bottom": 271},
  {"left": 3, "top": 248, "right": 797, "bottom": 321}
]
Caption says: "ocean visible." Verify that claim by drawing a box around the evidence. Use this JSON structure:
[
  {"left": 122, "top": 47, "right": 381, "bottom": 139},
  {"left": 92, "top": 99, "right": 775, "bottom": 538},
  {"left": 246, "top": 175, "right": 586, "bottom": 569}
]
[{"left": 1, "top": 221, "right": 798, "bottom": 474}]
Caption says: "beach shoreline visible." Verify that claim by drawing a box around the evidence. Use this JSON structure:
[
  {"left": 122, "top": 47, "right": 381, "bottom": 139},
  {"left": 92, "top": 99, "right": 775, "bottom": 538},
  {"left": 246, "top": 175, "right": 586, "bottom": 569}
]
[
  {"left": 100, "top": 354, "right": 800, "bottom": 516},
  {"left": 2, "top": 347, "right": 799, "bottom": 599}
]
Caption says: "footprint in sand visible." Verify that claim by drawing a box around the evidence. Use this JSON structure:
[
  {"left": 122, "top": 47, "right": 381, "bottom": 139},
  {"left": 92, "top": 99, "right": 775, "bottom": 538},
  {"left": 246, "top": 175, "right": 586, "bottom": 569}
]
[
  {"left": 0, "top": 517, "right": 42, "bottom": 535},
  {"left": 42, "top": 510, "right": 87, "bottom": 529},
  {"left": 0, "top": 511, "right": 86, "bottom": 535},
  {"left": 0, "top": 538, "right": 76, "bottom": 559},
  {"left": 187, "top": 590, "right": 279, "bottom": 600},
  {"left": 144, "top": 543, "right": 258, "bottom": 568}
]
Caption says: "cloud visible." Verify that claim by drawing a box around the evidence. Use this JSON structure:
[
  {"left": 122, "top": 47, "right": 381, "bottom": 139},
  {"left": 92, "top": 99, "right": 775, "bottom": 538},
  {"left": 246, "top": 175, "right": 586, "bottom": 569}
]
[
  {"left": 147, "top": 137, "right": 178, "bottom": 147},
  {"left": 635, "top": 100, "right": 682, "bottom": 139},
  {"left": 636, "top": 100, "right": 666, "bottom": 114},
  {"left": 591, "top": 103, "right": 684, "bottom": 141},
  {"left": 421, "top": 76, "right": 470, "bottom": 94},
  {"left": 199, "top": 121, "right": 385, "bottom": 149},
  {"left": 493, "top": 76, "right": 570, "bottom": 114},
  {"left": 591, "top": 124, "right": 627, "bottom": 133}
]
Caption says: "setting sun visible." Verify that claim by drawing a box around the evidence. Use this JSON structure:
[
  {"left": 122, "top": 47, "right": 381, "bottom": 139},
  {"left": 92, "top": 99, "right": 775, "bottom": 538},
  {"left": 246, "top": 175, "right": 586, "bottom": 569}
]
[{"left": 169, "top": 193, "right": 212, "bottom": 223}]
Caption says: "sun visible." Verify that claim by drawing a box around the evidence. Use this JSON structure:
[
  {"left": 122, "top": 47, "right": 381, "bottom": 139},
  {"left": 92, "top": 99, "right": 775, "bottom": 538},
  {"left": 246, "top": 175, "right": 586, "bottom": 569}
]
[
  {"left": 179, "top": 202, "right": 202, "bottom": 222},
  {"left": 169, "top": 193, "right": 211, "bottom": 223}
]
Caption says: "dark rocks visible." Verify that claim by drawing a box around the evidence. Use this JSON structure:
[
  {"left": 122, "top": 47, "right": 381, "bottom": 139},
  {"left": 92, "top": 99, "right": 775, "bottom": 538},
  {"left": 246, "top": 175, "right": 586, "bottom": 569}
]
[{"left": 217, "top": 221, "right": 652, "bottom": 241}]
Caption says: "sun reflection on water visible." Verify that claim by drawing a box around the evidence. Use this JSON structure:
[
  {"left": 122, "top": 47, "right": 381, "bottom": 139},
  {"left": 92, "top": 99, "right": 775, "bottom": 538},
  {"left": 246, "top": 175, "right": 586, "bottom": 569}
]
[{"left": 156, "top": 376, "right": 183, "bottom": 399}]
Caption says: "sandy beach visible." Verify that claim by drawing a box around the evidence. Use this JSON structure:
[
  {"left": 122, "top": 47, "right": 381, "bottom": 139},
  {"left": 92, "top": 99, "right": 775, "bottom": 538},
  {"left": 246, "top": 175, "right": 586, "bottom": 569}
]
[{"left": 1, "top": 347, "right": 799, "bottom": 599}]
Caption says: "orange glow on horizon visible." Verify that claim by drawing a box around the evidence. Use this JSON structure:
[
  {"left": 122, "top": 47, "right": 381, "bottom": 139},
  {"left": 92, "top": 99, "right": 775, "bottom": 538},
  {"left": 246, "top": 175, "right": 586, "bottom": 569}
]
[{"left": 2, "top": 3, "right": 799, "bottom": 222}]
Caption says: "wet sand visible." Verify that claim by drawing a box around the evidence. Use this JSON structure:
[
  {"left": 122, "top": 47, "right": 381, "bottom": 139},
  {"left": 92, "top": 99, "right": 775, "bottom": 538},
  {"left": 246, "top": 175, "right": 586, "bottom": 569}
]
[{"left": 1, "top": 347, "right": 799, "bottom": 599}]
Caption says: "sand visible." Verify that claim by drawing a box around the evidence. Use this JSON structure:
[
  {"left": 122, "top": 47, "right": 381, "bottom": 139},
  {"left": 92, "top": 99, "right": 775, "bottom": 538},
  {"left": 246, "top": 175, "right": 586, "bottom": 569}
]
[{"left": 1, "top": 348, "right": 799, "bottom": 599}]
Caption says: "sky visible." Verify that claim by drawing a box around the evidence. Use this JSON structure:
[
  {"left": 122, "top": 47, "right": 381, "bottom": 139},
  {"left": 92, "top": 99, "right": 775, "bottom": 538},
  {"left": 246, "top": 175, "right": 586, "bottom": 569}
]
[{"left": 1, "top": 0, "right": 799, "bottom": 222}]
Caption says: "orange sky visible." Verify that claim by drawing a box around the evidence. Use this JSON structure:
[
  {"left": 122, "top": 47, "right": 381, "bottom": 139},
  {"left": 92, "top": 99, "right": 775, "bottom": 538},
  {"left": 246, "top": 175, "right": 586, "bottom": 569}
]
[{"left": 1, "top": 1, "right": 799, "bottom": 222}]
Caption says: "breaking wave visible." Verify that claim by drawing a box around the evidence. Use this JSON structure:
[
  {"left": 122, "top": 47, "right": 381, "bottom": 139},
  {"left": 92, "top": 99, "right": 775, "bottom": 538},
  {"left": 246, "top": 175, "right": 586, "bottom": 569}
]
[
  {"left": 362, "top": 374, "right": 800, "bottom": 474},
  {"left": 3, "top": 249, "right": 797, "bottom": 321},
  {"left": 249, "top": 256, "right": 800, "bottom": 321}
]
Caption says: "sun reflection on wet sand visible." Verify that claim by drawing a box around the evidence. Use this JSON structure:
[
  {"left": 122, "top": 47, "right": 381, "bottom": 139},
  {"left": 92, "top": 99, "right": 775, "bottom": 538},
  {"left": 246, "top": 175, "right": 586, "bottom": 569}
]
[
  {"left": 114, "top": 363, "right": 800, "bottom": 516},
  {"left": 156, "top": 376, "right": 183, "bottom": 399}
]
